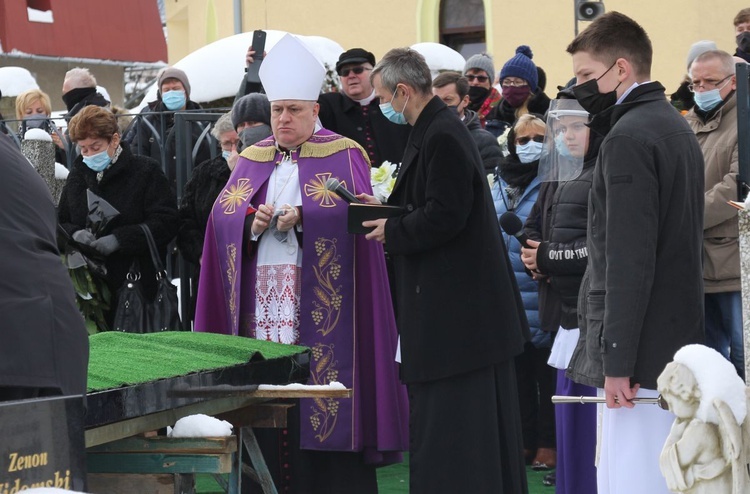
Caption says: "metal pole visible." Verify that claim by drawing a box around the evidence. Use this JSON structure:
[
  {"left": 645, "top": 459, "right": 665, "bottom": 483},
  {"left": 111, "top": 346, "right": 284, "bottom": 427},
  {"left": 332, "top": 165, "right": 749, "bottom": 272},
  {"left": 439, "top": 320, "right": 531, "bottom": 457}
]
[
  {"left": 574, "top": 0, "right": 579, "bottom": 36},
  {"left": 233, "top": 0, "right": 243, "bottom": 35},
  {"left": 737, "top": 62, "right": 750, "bottom": 201}
]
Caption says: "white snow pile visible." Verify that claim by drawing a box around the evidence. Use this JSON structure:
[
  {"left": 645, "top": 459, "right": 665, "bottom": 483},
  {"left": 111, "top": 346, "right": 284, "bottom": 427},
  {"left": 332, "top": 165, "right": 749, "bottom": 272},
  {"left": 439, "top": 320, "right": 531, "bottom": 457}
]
[
  {"left": 134, "top": 30, "right": 344, "bottom": 110},
  {"left": 96, "top": 85, "right": 111, "bottom": 103},
  {"left": 410, "top": 42, "right": 466, "bottom": 79},
  {"left": 24, "top": 128, "right": 52, "bottom": 142},
  {"left": 168, "top": 413, "right": 233, "bottom": 438},
  {"left": 257, "top": 381, "right": 346, "bottom": 391},
  {"left": 0, "top": 66, "right": 39, "bottom": 96},
  {"left": 27, "top": 7, "right": 54, "bottom": 23},
  {"left": 55, "top": 163, "right": 69, "bottom": 179}
]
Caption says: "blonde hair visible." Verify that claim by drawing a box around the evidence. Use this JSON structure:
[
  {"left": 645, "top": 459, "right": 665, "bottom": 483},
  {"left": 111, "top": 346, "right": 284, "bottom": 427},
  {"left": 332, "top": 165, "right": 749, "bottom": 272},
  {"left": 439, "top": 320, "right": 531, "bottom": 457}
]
[
  {"left": 513, "top": 114, "right": 546, "bottom": 137},
  {"left": 15, "top": 89, "right": 52, "bottom": 120}
]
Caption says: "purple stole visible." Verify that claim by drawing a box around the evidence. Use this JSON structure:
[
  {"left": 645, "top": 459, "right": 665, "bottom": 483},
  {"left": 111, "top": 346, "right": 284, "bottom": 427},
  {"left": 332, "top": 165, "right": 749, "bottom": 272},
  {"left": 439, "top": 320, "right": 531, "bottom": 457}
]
[{"left": 195, "top": 129, "right": 408, "bottom": 460}]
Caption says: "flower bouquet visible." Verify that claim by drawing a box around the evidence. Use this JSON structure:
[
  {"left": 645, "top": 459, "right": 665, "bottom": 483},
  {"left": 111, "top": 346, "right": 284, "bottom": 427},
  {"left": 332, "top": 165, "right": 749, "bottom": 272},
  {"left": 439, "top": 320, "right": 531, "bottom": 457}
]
[{"left": 371, "top": 161, "right": 398, "bottom": 203}]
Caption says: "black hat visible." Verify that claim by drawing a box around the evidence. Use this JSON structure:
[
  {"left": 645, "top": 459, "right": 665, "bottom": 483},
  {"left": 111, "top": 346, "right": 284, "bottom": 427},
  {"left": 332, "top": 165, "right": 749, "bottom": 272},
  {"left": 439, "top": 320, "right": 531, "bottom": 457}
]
[{"left": 335, "top": 48, "right": 376, "bottom": 74}]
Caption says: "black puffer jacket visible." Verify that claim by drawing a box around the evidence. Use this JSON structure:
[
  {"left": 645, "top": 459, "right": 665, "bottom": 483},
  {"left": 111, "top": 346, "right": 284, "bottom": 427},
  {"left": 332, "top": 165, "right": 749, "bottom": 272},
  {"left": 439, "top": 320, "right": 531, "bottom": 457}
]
[
  {"left": 525, "top": 132, "right": 602, "bottom": 332},
  {"left": 177, "top": 155, "right": 231, "bottom": 264},
  {"left": 58, "top": 147, "right": 179, "bottom": 314},
  {"left": 463, "top": 109, "right": 503, "bottom": 173}
]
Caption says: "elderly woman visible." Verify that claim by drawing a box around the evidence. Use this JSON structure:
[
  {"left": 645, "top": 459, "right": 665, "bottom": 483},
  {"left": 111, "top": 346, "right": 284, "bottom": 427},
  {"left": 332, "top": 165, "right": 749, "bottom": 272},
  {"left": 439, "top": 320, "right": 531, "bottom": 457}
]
[
  {"left": 15, "top": 88, "right": 66, "bottom": 161},
  {"left": 58, "top": 105, "right": 178, "bottom": 330}
]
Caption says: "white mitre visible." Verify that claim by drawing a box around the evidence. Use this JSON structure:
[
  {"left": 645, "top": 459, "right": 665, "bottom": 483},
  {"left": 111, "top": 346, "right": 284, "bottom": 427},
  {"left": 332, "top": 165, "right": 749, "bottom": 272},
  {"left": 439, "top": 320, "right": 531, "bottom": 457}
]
[{"left": 260, "top": 33, "right": 325, "bottom": 102}]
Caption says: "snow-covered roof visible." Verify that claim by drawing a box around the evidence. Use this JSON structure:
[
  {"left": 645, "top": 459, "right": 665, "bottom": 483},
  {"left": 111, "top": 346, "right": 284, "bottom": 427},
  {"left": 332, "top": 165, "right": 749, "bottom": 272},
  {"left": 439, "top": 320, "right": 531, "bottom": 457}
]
[
  {"left": 0, "top": 66, "right": 39, "bottom": 96},
  {"left": 134, "top": 30, "right": 344, "bottom": 110},
  {"left": 410, "top": 42, "right": 466, "bottom": 78}
]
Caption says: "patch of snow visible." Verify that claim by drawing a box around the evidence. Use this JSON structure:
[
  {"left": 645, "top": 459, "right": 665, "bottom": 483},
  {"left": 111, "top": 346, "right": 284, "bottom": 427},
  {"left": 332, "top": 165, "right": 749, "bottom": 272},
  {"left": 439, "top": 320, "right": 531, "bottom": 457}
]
[
  {"left": 410, "top": 42, "right": 466, "bottom": 79},
  {"left": 258, "top": 381, "right": 346, "bottom": 390},
  {"left": 96, "top": 85, "right": 110, "bottom": 103},
  {"left": 24, "top": 128, "right": 52, "bottom": 141},
  {"left": 133, "top": 30, "right": 344, "bottom": 110},
  {"left": 27, "top": 7, "right": 54, "bottom": 23},
  {"left": 169, "top": 414, "right": 233, "bottom": 438},
  {"left": 0, "top": 66, "right": 39, "bottom": 96},
  {"left": 55, "top": 162, "right": 69, "bottom": 179}
]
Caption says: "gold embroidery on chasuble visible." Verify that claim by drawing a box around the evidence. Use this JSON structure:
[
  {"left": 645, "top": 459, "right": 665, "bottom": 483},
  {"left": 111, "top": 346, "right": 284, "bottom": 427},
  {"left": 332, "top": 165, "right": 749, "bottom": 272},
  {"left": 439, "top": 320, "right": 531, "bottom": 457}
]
[
  {"left": 311, "top": 238, "right": 342, "bottom": 337},
  {"left": 304, "top": 172, "right": 350, "bottom": 208},
  {"left": 309, "top": 342, "right": 340, "bottom": 442},
  {"left": 225, "top": 244, "right": 238, "bottom": 329},
  {"left": 219, "top": 178, "right": 253, "bottom": 215}
]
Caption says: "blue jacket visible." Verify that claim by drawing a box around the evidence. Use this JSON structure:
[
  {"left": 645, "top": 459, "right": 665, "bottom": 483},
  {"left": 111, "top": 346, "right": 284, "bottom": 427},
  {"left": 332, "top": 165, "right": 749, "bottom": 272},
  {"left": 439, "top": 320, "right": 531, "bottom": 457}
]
[{"left": 492, "top": 174, "right": 547, "bottom": 348}]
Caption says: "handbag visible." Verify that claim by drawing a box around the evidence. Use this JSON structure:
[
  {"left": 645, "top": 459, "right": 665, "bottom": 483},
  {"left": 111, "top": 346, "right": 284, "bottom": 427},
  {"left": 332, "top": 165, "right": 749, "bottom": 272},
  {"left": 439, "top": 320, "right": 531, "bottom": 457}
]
[{"left": 112, "top": 224, "right": 183, "bottom": 333}]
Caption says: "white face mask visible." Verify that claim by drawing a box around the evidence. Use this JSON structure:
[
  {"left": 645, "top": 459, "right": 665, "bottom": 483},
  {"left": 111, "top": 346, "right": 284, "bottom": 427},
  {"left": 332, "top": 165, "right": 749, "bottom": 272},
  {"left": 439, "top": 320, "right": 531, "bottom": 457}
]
[{"left": 516, "top": 140, "right": 544, "bottom": 163}]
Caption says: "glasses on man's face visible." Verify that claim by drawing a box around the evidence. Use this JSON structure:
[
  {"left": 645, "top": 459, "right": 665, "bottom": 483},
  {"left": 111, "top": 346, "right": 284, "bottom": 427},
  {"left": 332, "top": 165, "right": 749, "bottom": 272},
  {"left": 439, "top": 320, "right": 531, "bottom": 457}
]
[
  {"left": 515, "top": 135, "right": 544, "bottom": 146},
  {"left": 466, "top": 74, "right": 489, "bottom": 83},
  {"left": 688, "top": 74, "right": 732, "bottom": 93},
  {"left": 340, "top": 66, "right": 371, "bottom": 78},
  {"left": 502, "top": 79, "right": 529, "bottom": 88}
]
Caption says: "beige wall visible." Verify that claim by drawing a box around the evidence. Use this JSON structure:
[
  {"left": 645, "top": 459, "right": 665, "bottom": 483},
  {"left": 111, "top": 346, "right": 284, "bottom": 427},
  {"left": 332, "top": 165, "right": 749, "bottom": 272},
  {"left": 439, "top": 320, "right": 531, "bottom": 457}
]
[{"left": 167, "top": 0, "right": 749, "bottom": 95}]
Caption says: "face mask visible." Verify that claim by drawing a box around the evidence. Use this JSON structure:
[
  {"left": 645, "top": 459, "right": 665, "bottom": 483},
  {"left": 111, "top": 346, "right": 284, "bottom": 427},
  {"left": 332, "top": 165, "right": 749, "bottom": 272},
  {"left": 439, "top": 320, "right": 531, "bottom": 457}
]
[
  {"left": 237, "top": 124, "right": 272, "bottom": 153},
  {"left": 222, "top": 150, "right": 231, "bottom": 160},
  {"left": 516, "top": 140, "right": 543, "bottom": 164},
  {"left": 162, "top": 90, "right": 186, "bottom": 111},
  {"left": 502, "top": 86, "right": 532, "bottom": 108},
  {"left": 693, "top": 88, "right": 725, "bottom": 112},
  {"left": 571, "top": 62, "right": 622, "bottom": 115},
  {"left": 554, "top": 133, "right": 574, "bottom": 159},
  {"left": 467, "top": 86, "right": 490, "bottom": 109},
  {"left": 82, "top": 143, "right": 113, "bottom": 172},
  {"left": 62, "top": 87, "right": 96, "bottom": 112},
  {"left": 380, "top": 89, "right": 409, "bottom": 125},
  {"left": 23, "top": 115, "right": 48, "bottom": 130},
  {"left": 737, "top": 32, "right": 750, "bottom": 53}
]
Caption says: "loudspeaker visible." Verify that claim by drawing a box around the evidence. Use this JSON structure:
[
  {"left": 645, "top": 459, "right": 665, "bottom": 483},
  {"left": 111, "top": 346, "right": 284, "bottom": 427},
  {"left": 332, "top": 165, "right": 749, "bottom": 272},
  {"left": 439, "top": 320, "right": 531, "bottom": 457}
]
[{"left": 576, "top": 1, "right": 605, "bottom": 21}]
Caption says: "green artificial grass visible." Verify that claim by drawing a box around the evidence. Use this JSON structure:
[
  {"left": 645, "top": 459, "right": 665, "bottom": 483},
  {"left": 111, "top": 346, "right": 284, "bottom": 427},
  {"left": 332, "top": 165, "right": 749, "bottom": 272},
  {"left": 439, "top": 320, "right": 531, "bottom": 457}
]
[{"left": 87, "top": 331, "right": 308, "bottom": 392}]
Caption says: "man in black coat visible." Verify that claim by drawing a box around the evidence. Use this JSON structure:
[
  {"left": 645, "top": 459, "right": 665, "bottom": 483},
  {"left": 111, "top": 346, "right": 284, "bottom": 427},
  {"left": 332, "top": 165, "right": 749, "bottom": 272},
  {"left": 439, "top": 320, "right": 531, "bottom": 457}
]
[
  {"left": 0, "top": 134, "right": 89, "bottom": 401},
  {"left": 318, "top": 48, "right": 410, "bottom": 167},
  {"left": 566, "top": 12, "right": 705, "bottom": 492},
  {"left": 364, "top": 47, "right": 529, "bottom": 494},
  {"left": 431, "top": 71, "right": 503, "bottom": 173}
]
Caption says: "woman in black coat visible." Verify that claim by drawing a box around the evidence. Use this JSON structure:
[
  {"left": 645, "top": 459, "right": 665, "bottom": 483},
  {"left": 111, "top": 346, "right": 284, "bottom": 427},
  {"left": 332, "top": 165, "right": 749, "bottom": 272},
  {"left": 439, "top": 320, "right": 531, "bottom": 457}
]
[{"left": 58, "top": 105, "right": 179, "bottom": 330}]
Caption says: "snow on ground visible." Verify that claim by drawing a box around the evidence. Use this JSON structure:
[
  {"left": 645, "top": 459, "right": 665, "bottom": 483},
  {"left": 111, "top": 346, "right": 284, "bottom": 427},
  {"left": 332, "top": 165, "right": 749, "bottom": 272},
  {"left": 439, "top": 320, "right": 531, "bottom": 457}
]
[
  {"left": 0, "top": 66, "right": 39, "bottom": 96},
  {"left": 410, "top": 42, "right": 466, "bottom": 79},
  {"left": 258, "top": 381, "right": 346, "bottom": 390},
  {"left": 169, "top": 413, "right": 233, "bottom": 438},
  {"left": 134, "top": 30, "right": 344, "bottom": 110}
]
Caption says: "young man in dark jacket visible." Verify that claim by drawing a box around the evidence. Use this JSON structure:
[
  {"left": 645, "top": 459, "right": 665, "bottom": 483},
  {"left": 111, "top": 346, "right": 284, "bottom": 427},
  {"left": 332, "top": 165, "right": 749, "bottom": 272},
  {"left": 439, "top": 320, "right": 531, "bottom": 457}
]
[{"left": 565, "top": 12, "right": 705, "bottom": 493}]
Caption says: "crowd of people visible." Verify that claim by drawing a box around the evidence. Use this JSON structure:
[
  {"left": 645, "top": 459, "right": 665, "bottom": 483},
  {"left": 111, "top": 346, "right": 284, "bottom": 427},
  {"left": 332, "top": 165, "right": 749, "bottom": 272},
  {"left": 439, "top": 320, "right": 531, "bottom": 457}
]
[{"left": 2, "top": 6, "right": 750, "bottom": 494}]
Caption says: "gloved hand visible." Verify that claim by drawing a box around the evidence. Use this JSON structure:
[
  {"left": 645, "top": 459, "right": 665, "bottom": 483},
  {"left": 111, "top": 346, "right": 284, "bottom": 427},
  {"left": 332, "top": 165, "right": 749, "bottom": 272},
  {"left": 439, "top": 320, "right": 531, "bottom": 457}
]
[
  {"left": 90, "top": 234, "right": 120, "bottom": 256},
  {"left": 72, "top": 229, "right": 96, "bottom": 245}
]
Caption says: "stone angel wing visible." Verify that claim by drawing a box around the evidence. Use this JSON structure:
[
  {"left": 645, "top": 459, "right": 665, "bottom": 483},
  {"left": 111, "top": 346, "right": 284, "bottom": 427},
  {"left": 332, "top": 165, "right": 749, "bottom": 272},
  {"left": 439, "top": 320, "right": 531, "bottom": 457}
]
[{"left": 713, "top": 393, "right": 750, "bottom": 494}]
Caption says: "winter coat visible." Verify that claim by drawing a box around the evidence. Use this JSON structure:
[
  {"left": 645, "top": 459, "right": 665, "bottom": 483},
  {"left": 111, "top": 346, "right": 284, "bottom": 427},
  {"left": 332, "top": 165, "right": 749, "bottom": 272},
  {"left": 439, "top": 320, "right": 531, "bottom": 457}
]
[
  {"left": 685, "top": 93, "right": 740, "bottom": 293},
  {"left": 464, "top": 109, "right": 503, "bottom": 173},
  {"left": 0, "top": 134, "right": 88, "bottom": 396},
  {"left": 124, "top": 99, "right": 212, "bottom": 191},
  {"left": 384, "top": 96, "right": 529, "bottom": 383},
  {"left": 568, "top": 82, "right": 705, "bottom": 390},
  {"left": 58, "top": 147, "right": 179, "bottom": 319},
  {"left": 487, "top": 89, "right": 552, "bottom": 137},
  {"left": 318, "top": 92, "right": 410, "bottom": 166},
  {"left": 65, "top": 91, "right": 109, "bottom": 121}
]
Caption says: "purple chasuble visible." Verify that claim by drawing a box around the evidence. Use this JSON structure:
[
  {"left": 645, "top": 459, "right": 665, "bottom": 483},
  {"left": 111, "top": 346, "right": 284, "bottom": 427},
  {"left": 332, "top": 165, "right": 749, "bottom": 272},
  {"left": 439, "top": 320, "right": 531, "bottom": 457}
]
[{"left": 195, "top": 129, "right": 408, "bottom": 463}]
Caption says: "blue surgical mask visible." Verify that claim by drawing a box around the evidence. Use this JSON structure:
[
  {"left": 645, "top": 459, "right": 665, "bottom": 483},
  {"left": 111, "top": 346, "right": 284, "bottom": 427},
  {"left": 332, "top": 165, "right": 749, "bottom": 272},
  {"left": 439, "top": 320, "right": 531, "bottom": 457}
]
[
  {"left": 693, "top": 88, "right": 724, "bottom": 112},
  {"left": 379, "top": 89, "right": 409, "bottom": 125},
  {"left": 162, "top": 90, "right": 186, "bottom": 111},
  {"left": 83, "top": 148, "right": 112, "bottom": 172},
  {"left": 554, "top": 133, "right": 574, "bottom": 159},
  {"left": 222, "top": 150, "right": 231, "bottom": 160},
  {"left": 516, "top": 140, "right": 543, "bottom": 164}
]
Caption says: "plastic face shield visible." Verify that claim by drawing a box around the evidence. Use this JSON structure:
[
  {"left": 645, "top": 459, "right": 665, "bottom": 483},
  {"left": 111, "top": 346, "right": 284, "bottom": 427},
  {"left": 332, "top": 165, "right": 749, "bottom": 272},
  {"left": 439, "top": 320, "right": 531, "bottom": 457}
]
[{"left": 538, "top": 99, "right": 590, "bottom": 182}]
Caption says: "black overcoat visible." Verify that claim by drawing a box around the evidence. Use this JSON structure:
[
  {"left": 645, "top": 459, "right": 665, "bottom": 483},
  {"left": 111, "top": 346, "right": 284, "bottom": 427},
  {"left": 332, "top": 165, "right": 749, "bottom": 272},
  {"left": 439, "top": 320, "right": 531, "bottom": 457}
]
[{"left": 384, "top": 96, "right": 529, "bottom": 383}]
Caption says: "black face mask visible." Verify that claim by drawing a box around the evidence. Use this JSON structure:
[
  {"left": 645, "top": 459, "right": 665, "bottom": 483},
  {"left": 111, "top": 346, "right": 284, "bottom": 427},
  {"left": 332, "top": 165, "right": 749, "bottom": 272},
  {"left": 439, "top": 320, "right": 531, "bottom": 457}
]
[
  {"left": 62, "top": 87, "right": 96, "bottom": 112},
  {"left": 571, "top": 62, "right": 622, "bottom": 115},
  {"left": 467, "top": 86, "right": 490, "bottom": 110},
  {"left": 738, "top": 32, "right": 750, "bottom": 53}
]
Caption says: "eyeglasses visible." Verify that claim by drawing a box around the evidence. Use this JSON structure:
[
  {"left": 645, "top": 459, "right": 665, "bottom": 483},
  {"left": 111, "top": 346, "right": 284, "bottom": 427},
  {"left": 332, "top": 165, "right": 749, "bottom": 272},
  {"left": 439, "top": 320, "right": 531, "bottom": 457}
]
[
  {"left": 688, "top": 74, "right": 732, "bottom": 93},
  {"left": 516, "top": 135, "right": 544, "bottom": 146},
  {"left": 466, "top": 74, "right": 489, "bottom": 83},
  {"left": 502, "top": 79, "right": 529, "bottom": 88},
  {"left": 340, "top": 66, "right": 371, "bottom": 77},
  {"left": 220, "top": 139, "right": 239, "bottom": 150}
]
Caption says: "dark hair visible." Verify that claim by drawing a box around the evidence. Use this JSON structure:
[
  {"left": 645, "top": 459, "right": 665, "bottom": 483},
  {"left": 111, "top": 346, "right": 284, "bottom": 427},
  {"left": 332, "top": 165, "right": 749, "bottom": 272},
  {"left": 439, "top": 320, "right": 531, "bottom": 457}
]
[
  {"left": 68, "top": 105, "right": 118, "bottom": 142},
  {"left": 371, "top": 47, "right": 432, "bottom": 96},
  {"left": 566, "top": 11, "right": 652, "bottom": 78},
  {"left": 432, "top": 71, "right": 469, "bottom": 99},
  {"left": 735, "top": 8, "right": 750, "bottom": 26}
]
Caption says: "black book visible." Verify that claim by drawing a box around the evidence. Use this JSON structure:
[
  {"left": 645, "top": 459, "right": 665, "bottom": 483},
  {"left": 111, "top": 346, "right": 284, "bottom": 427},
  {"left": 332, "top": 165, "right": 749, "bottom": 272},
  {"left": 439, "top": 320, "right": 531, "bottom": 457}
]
[{"left": 347, "top": 203, "right": 404, "bottom": 234}]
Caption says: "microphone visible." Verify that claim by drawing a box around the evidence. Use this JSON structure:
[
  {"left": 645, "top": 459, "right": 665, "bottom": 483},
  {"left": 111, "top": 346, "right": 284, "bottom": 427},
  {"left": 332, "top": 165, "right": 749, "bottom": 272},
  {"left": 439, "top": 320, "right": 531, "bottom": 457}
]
[
  {"left": 499, "top": 212, "right": 531, "bottom": 248},
  {"left": 325, "top": 178, "right": 362, "bottom": 204}
]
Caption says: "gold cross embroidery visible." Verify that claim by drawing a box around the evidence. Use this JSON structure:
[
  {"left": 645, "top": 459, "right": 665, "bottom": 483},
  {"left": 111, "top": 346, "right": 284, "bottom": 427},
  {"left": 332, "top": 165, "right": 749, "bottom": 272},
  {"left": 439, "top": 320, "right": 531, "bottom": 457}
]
[
  {"left": 304, "top": 173, "right": 347, "bottom": 208},
  {"left": 219, "top": 178, "right": 253, "bottom": 215}
]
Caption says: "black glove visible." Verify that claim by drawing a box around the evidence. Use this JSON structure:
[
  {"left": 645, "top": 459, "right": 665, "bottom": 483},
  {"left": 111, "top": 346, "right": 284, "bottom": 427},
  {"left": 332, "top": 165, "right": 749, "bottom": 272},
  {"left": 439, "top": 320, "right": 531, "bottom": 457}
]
[
  {"left": 90, "top": 234, "right": 120, "bottom": 256},
  {"left": 72, "top": 229, "right": 96, "bottom": 245}
]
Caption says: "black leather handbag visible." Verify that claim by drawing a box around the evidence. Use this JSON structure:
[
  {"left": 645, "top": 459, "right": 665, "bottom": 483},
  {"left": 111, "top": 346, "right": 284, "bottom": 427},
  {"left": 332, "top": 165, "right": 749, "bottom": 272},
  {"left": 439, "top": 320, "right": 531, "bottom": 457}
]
[{"left": 112, "top": 224, "right": 183, "bottom": 333}]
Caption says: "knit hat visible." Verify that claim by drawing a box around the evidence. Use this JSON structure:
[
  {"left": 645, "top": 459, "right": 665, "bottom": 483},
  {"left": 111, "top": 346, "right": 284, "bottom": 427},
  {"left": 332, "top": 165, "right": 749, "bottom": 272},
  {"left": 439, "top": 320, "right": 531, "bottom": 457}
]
[
  {"left": 231, "top": 93, "right": 271, "bottom": 129},
  {"left": 500, "top": 46, "right": 538, "bottom": 92},
  {"left": 463, "top": 53, "right": 495, "bottom": 81},
  {"left": 686, "top": 40, "right": 718, "bottom": 70},
  {"left": 158, "top": 67, "right": 191, "bottom": 98}
]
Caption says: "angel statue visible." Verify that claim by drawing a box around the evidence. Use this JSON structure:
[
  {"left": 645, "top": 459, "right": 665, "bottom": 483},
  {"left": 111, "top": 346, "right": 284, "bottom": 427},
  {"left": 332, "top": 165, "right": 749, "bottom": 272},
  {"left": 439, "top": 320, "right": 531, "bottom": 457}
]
[{"left": 657, "top": 344, "right": 750, "bottom": 494}]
